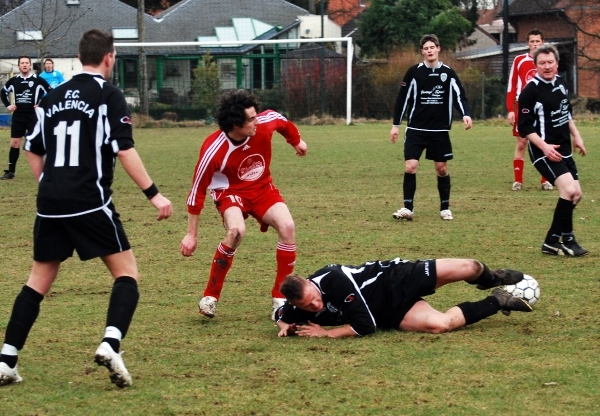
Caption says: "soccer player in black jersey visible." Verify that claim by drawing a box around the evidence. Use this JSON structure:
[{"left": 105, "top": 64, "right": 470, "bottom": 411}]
[
  {"left": 0, "top": 29, "right": 173, "bottom": 388},
  {"left": 0, "top": 56, "right": 51, "bottom": 180},
  {"left": 390, "top": 34, "right": 472, "bottom": 221},
  {"left": 518, "top": 44, "right": 588, "bottom": 257},
  {"left": 275, "top": 257, "right": 531, "bottom": 338}
]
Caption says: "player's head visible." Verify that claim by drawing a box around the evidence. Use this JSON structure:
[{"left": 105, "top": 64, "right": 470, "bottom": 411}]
[
  {"left": 215, "top": 90, "right": 261, "bottom": 134},
  {"left": 533, "top": 43, "right": 559, "bottom": 81},
  {"left": 526, "top": 29, "right": 544, "bottom": 53},
  {"left": 17, "top": 56, "right": 31, "bottom": 74},
  {"left": 78, "top": 29, "right": 115, "bottom": 67},
  {"left": 43, "top": 58, "right": 54, "bottom": 72},
  {"left": 280, "top": 275, "right": 324, "bottom": 313},
  {"left": 419, "top": 34, "right": 441, "bottom": 63}
]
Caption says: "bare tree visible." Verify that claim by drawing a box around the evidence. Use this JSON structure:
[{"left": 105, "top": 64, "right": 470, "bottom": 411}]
[{"left": 2, "top": 0, "right": 87, "bottom": 66}]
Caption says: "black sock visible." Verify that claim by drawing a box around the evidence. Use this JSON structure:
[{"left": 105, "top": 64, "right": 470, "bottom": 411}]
[
  {"left": 403, "top": 172, "right": 416, "bottom": 211},
  {"left": 102, "top": 337, "right": 121, "bottom": 353},
  {"left": 438, "top": 175, "right": 451, "bottom": 211},
  {"left": 8, "top": 147, "right": 19, "bottom": 173},
  {"left": 4, "top": 285, "right": 44, "bottom": 351},
  {"left": 456, "top": 296, "right": 499, "bottom": 326},
  {"left": 546, "top": 198, "right": 574, "bottom": 244},
  {"left": 105, "top": 276, "right": 139, "bottom": 342},
  {"left": 0, "top": 354, "right": 18, "bottom": 369},
  {"left": 467, "top": 262, "right": 492, "bottom": 287}
]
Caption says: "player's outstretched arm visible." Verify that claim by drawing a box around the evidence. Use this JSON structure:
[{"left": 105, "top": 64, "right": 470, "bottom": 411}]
[
  {"left": 569, "top": 120, "right": 587, "bottom": 156},
  {"left": 180, "top": 213, "right": 199, "bottom": 257},
  {"left": 294, "top": 139, "right": 308, "bottom": 156},
  {"left": 117, "top": 148, "right": 173, "bottom": 220}
]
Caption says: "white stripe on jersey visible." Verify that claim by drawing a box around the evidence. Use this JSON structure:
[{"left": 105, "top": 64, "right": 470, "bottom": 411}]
[
  {"left": 187, "top": 132, "right": 228, "bottom": 206},
  {"left": 257, "top": 111, "right": 287, "bottom": 123},
  {"left": 340, "top": 265, "right": 377, "bottom": 327},
  {"left": 97, "top": 104, "right": 109, "bottom": 203},
  {"left": 405, "top": 78, "right": 418, "bottom": 125}
]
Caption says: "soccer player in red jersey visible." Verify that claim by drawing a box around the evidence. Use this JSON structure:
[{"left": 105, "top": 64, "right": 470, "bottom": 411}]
[
  {"left": 181, "top": 90, "right": 307, "bottom": 320},
  {"left": 506, "top": 29, "right": 551, "bottom": 191}
]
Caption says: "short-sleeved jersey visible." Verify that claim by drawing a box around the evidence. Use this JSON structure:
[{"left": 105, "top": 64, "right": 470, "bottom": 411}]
[
  {"left": 506, "top": 53, "right": 536, "bottom": 113},
  {"left": 39, "top": 70, "right": 66, "bottom": 88},
  {"left": 277, "top": 258, "right": 418, "bottom": 336},
  {"left": 517, "top": 75, "right": 572, "bottom": 156},
  {"left": 186, "top": 110, "right": 301, "bottom": 215},
  {"left": 24, "top": 73, "right": 134, "bottom": 217},
  {"left": 392, "top": 62, "right": 470, "bottom": 132},
  {"left": 1, "top": 74, "right": 51, "bottom": 113}
]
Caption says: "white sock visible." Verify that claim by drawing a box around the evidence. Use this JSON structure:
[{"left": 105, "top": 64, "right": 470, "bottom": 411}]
[
  {"left": 1, "top": 344, "right": 18, "bottom": 356},
  {"left": 104, "top": 326, "right": 122, "bottom": 341}
]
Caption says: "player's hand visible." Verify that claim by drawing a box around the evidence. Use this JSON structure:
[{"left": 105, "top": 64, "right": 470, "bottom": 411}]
[
  {"left": 296, "top": 321, "right": 328, "bottom": 337},
  {"left": 277, "top": 323, "right": 298, "bottom": 337},
  {"left": 149, "top": 194, "right": 172, "bottom": 220},
  {"left": 294, "top": 140, "right": 308, "bottom": 156},
  {"left": 463, "top": 116, "right": 473, "bottom": 130},
  {"left": 573, "top": 137, "right": 587, "bottom": 156},
  {"left": 543, "top": 144, "right": 563, "bottom": 162},
  {"left": 7, "top": 104, "right": 16, "bottom": 113},
  {"left": 390, "top": 126, "right": 400, "bottom": 143},
  {"left": 180, "top": 234, "right": 198, "bottom": 257},
  {"left": 507, "top": 112, "right": 515, "bottom": 126}
]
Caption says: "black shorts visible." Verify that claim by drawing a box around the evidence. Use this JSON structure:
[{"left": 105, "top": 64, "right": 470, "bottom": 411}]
[
  {"left": 404, "top": 130, "right": 453, "bottom": 162},
  {"left": 385, "top": 259, "right": 437, "bottom": 329},
  {"left": 529, "top": 152, "right": 579, "bottom": 185},
  {"left": 33, "top": 203, "right": 131, "bottom": 262},
  {"left": 11, "top": 112, "right": 37, "bottom": 139}
]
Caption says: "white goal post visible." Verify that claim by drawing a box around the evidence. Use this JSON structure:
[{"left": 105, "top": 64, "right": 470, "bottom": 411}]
[{"left": 115, "top": 37, "right": 354, "bottom": 125}]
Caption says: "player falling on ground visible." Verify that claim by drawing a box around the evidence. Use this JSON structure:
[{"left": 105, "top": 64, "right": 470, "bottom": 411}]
[
  {"left": 506, "top": 28, "right": 552, "bottom": 191},
  {"left": 0, "top": 56, "right": 51, "bottom": 180},
  {"left": 518, "top": 43, "right": 588, "bottom": 257},
  {"left": 275, "top": 257, "right": 531, "bottom": 338},
  {"left": 390, "top": 34, "right": 472, "bottom": 222},
  {"left": 0, "top": 29, "right": 172, "bottom": 388},
  {"left": 181, "top": 90, "right": 308, "bottom": 320}
]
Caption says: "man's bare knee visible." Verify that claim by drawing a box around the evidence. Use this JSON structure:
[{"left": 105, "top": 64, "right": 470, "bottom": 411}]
[{"left": 226, "top": 227, "right": 245, "bottom": 246}]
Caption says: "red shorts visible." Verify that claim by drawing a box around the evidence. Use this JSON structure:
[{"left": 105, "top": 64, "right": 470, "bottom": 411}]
[{"left": 210, "top": 183, "right": 285, "bottom": 232}]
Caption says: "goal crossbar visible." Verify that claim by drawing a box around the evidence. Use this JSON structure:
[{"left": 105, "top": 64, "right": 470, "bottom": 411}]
[{"left": 115, "top": 37, "right": 354, "bottom": 125}]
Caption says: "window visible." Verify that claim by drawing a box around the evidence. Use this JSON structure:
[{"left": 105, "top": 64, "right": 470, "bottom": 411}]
[
  {"left": 112, "top": 28, "right": 138, "bottom": 40},
  {"left": 66, "top": 0, "right": 80, "bottom": 5},
  {"left": 17, "top": 30, "right": 42, "bottom": 41}
]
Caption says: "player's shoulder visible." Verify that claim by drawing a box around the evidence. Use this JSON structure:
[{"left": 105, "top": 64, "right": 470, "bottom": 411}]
[{"left": 257, "top": 109, "right": 287, "bottom": 124}]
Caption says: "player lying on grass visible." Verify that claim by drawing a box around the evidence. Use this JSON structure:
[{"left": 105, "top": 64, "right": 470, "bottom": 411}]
[{"left": 275, "top": 257, "right": 532, "bottom": 338}]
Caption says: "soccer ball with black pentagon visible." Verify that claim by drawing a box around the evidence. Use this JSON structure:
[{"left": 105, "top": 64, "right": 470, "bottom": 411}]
[{"left": 503, "top": 274, "right": 540, "bottom": 306}]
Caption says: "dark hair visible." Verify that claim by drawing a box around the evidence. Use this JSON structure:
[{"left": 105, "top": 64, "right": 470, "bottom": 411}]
[
  {"left": 280, "top": 274, "right": 307, "bottom": 302},
  {"left": 527, "top": 29, "right": 544, "bottom": 42},
  {"left": 78, "top": 29, "right": 114, "bottom": 66},
  {"left": 533, "top": 43, "right": 559, "bottom": 64},
  {"left": 17, "top": 56, "right": 31, "bottom": 65},
  {"left": 215, "top": 90, "right": 261, "bottom": 133},
  {"left": 420, "top": 34, "right": 440, "bottom": 49},
  {"left": 44, "top": 58, "right": 54, "bottom": 64}
]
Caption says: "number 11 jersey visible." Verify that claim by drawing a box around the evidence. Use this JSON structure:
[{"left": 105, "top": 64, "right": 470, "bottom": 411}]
[{"left": 25, "top": 73, "right": 135, "bottom": 217}]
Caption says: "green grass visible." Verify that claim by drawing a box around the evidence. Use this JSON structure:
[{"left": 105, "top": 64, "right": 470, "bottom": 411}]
[{"left": 0, "top": 121, "right": 599, "bottom": 415}]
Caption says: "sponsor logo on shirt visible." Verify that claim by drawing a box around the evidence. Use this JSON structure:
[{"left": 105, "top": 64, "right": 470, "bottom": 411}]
[
  {"left": 326, "top": 302, "right": 339, "bottom": 313},
  {"left": 120, "top": 116, "right": 132, "bottom": 124},
  {"left": 401, "top": 82, "right": 406, "bottom": 87},
  {"left": 526, "top": 69, "right": 536, "bottom": 83},
  {"left": 344, "top": 294, "right": 355, "bottom": 303},
  {"left": 238, "top": 154, "right": 265, "bottom": 181},
  {"left": 521, "top": 108, "right": 530, "bottom": 114},
  {"left": 242, "top": 144, "right": 250, "bottom": 151}
]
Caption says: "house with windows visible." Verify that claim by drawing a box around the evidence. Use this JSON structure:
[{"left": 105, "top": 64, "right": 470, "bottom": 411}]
[{"left": 0, "top": 0, "right": 342, "bottom": 106}]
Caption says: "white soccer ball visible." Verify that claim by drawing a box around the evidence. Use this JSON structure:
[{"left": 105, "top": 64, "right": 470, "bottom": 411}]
[{"left": 503, "top": 274, "right": 540, "bottom": 306}]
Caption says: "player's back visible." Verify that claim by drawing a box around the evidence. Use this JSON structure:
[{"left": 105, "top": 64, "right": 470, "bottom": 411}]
[{"left": 26, "top": 73, "right": 133, "bottom": 216}]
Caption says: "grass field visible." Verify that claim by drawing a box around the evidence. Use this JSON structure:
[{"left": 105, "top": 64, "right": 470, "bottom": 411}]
[{"left": 0, "top": 120, "right": 599, "bottom": 415}]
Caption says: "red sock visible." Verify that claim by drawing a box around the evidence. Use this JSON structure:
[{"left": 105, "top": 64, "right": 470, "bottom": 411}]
[
  {"left": 513, "top": 158, "right": 524, "bottom": 183},
  {"left": 272, "top": 243, "right": 296, "bottom": 298},
  {"left": 541, "top": 176, "right": 549, "bottom": 184},
  {"left": 204, "top": 243, "right": 235, "bottom": 299}
]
